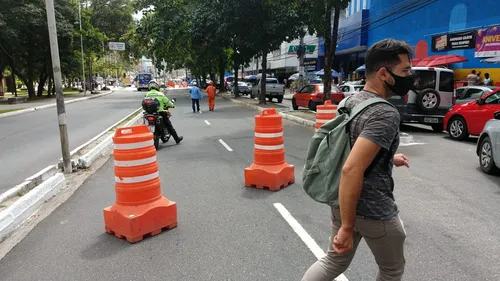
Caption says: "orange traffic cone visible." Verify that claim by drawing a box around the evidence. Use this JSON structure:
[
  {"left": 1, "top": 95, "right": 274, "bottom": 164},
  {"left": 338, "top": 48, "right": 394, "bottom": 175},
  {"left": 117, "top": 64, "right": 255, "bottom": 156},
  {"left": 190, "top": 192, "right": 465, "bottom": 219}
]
[
  {"left": 103, "top": 125, "right": 177, "bottom": 243},
  {"left": 315, "top": 100, "right": 337, "bottom": 132},
  {"left": 244, "top": 109, "right": 295, "bottom": 191}
]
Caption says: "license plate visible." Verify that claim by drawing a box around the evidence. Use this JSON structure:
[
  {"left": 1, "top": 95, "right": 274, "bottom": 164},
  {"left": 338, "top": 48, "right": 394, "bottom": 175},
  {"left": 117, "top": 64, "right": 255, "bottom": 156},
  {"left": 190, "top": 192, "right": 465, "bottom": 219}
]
[
  {"left": 424, "top": 117, "right": 439, "bottom": 123},
  {"left": 148, "top": 125, "right": 155, "bottom": 133}
]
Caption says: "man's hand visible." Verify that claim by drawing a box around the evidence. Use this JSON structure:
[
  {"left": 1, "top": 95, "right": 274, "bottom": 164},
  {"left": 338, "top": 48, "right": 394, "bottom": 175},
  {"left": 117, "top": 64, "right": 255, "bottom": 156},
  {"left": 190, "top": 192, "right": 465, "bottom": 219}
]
[
  {"left": 333, "top": 227, "right": 354, "bottom": 254},
  {"left": 394, "top": 153, "right": 409, "bottom": 168}
]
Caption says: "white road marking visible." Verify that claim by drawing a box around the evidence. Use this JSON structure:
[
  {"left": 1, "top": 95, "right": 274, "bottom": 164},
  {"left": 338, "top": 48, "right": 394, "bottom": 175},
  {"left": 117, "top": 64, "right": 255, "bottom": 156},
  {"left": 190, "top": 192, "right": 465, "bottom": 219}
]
[
  {"left": 273, "top": 203, "right": 349, "bottom": 281},
  {"left": 399, "top": 142, "right": 427, "bottom": 147},
  {"left": 218, "top": 139, "right": 233, "bottom": 152},
  {"left": 205, "top": 120, "right": 211, "bottom": 125}
]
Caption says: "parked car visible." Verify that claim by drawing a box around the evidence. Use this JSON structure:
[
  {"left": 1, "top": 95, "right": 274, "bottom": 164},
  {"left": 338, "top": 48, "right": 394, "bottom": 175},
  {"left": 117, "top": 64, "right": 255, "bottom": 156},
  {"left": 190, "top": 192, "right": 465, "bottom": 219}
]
[
  {"left": 389, "top": 67, "right": 455, "bottom": 132},
  {"left": 292, "top": 84, "right": 345, "bottom": 111},
  {"left": 454, "top": 86, "right": 498, "bottom": 104},
  {"left": 232, "top": 81, "right": 252, "bottom": 95},
  {"left": 476, "top": 111, "right": 500, "bottom": 174},
  {"left": 339, "top": 84, "right": 364, "bottom": 98},
  {"left": 444, "top": 87, "right": 500, "bottom": 140},
  {"left": 251, "top": 78, "right": 285, "bottom": 103}
]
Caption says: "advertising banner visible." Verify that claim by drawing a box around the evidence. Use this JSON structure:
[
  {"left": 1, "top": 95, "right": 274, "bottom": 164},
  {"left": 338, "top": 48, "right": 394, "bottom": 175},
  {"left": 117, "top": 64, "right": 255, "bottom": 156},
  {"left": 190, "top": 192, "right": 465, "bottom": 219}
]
[
  {"left": 475, "top": 26, "right": 500, "bottom": 57},
  {"left": 304, "top": 59, "right": 318, "bottom": 72},
  {"left": 431, "top": 31, "right": 475, "bottom": 52}
]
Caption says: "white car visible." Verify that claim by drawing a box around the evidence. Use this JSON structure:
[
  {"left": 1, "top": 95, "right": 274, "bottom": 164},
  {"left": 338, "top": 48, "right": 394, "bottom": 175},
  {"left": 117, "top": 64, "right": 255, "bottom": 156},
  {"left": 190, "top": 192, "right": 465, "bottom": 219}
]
[
  {"left": 339, "top": 84, "right": 365, "bottom": 97},
  {"left": 477, "top": 111, "right": 500, "bottom": 174}
]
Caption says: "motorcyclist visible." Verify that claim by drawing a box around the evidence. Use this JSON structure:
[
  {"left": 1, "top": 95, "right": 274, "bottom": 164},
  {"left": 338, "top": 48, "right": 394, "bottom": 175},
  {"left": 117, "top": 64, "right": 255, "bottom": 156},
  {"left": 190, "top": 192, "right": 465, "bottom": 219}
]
[{"left": 144, "top": 80, "right": 183, "bottom": 144}]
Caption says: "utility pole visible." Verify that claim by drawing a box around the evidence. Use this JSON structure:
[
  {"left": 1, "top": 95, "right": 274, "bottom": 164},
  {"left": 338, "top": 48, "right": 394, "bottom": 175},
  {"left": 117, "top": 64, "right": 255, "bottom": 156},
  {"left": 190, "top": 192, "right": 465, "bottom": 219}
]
[
  {"left": 45, "top": 0, "right": 72, "bottom": 174},
  {"left": 78, "top": 1, "right": 86, "bottom": 96}
]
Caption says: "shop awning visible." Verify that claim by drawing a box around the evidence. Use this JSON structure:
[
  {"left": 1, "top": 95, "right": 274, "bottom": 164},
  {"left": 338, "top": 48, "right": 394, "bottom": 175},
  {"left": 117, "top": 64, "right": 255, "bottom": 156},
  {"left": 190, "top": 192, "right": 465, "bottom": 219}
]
[
  {"left": 315, "top": 69, "right": 341, "bottom": 78},
  {"left": 415, "top": 55, "right": 468, "bottom": 67}
]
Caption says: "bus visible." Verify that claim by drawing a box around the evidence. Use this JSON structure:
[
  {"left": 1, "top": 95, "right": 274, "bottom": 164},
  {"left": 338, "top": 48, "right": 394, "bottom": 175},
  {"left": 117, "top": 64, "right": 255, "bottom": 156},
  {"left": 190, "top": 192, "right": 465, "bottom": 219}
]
[{"left": 135, "top": 73, "right": 153, "bottom": 91}]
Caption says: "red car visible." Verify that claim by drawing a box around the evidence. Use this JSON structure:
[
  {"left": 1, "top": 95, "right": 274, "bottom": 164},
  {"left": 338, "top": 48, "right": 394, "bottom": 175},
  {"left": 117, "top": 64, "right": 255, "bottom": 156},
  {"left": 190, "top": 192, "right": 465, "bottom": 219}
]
[
  {"left": 292, "top": 84, "right": 345, "bottom": 111},
  {"left": 444, "top": 88, "right": 500, "bottom": 140}
]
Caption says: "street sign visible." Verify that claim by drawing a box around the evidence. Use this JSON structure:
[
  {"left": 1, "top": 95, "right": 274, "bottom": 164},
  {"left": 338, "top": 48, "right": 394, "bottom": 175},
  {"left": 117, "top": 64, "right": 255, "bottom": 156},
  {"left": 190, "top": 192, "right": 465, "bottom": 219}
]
[
  {"left": 287, "top": 45, "right": 316, "bottom": 55},
  {"left": 108, "top": 42, "right": 126, "bottom": 51}
]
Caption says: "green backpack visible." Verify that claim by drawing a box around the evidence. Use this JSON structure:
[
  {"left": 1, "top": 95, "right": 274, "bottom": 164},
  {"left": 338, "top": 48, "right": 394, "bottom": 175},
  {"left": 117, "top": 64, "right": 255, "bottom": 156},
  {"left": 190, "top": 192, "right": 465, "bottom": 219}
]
[{"left": 302, "top": 96, "right": 394, "bottom": 205}]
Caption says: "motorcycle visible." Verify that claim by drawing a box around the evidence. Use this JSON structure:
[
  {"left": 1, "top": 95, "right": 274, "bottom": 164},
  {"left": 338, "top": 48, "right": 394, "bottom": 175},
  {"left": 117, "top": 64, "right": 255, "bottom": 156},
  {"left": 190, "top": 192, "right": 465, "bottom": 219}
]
[{"left": 142, "top": 98, "right": 176, "bottom": 150}]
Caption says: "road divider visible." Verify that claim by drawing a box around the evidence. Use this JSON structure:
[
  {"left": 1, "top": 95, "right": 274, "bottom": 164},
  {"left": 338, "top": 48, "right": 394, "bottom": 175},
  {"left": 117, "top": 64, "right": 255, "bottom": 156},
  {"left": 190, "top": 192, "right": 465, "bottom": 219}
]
[
  {"left": 0, "top": 90, "right": 114, "bottom": 119},
  {"left": 315, "top": 101, "right": 337, "bottom": 132},
  {"left": 244, "top": 109, "right": 294, "bottom": 191},
  {"left": 0, "top": 106, "right": 144, "bottom": 243}
]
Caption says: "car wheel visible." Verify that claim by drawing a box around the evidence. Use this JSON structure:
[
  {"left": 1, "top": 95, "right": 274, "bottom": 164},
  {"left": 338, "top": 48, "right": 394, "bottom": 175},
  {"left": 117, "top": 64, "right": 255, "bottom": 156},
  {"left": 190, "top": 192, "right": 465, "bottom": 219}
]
[
  {"left": 292, "top": 98, "right": 298, "bottom": 110},
  {"left": 479, "top": 136, "right": 500, "bottom": 174},
  {"left": 416, "top": 89, "right": 441, "bottom": 112},
  {"left": 308, "top": 100, "right": 316, "bottom": 111},
  {"left": 277, "top": 97, "right": 283, "bottom": 103},
  {"left": 447, "top": 116, "right": 468, "bottom": 140},
  {"left": 431, "top": 124, "right": 443, "bottom": 132}
]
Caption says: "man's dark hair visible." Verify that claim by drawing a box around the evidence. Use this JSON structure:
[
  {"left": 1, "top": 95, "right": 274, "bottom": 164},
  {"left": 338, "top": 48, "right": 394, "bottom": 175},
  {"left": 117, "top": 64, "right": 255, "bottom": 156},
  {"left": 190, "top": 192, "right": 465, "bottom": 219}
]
[
  {"left": 472, "top": 70, "right": 476, "bottom": 74},
  {"left": 365, "top": 39, "right": 413, "bottom": 77},
  {"left": 485, "top": 73, "right": 489, "bottom": 78}
]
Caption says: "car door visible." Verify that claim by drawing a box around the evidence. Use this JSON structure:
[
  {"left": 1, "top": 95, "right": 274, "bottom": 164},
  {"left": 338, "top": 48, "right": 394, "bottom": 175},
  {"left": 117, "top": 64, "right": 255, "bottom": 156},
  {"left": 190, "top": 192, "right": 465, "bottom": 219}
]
[
  {"left": 299, "top": 85, "right": 315, "bottom": 107},
  {"left": 469, "top": 92, "right": 500, "bottom": 135}
]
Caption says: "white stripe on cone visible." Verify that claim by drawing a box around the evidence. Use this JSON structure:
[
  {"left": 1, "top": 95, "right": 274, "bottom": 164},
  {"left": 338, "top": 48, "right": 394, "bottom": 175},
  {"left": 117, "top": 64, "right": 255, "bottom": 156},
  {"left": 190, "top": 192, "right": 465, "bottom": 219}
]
[
  {"left": 255, "top": 132, "right": 283, "bottom": 138},
  {"left": 255, "top": 144, "right": 285, "bottom": 150},
  {"left": 114, "top": 156, "right": 157, "bottom": 167},
  {"left": 315, "top": 118, "right": 333, "bottom": 123},
  {"left": 114, "top": 139, "right": 154, "bottom": 150},
  {"left": 115, "top": 171, "right": 159, "bottom": 184},
  {"left": 316, "top": 109, "right": 336, "bottom": 114}
]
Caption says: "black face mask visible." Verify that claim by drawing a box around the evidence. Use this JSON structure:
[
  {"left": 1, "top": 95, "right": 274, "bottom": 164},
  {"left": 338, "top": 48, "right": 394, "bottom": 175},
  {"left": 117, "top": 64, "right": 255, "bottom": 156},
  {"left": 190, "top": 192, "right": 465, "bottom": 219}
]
[{"left": 384, "top": 69, "right": 415, "bottom": 96}]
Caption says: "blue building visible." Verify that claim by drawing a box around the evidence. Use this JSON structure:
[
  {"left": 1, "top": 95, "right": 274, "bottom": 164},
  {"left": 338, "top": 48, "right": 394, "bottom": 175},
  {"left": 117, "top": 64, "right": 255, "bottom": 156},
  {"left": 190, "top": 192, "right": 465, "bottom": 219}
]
[{"left": 320, "top": 0, "right": 500, "bottom": 83}]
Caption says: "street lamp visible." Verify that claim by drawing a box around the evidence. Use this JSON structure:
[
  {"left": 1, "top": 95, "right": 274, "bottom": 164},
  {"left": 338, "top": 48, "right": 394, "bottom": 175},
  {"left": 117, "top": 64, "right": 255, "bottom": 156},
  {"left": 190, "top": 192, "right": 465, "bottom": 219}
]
[{"left": 78, "top": 1, "right": 86, "bottom": 96}]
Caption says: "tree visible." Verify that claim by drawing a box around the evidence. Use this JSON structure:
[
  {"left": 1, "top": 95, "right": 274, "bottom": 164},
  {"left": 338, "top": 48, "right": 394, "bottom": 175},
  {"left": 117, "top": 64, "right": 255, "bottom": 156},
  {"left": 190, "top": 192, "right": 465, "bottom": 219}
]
[
  {"left": 250, "top": 0, "right": 307, "bottom": 104},
  {"left": 301, "top": 0, "right": 351, "bottom": 101}
]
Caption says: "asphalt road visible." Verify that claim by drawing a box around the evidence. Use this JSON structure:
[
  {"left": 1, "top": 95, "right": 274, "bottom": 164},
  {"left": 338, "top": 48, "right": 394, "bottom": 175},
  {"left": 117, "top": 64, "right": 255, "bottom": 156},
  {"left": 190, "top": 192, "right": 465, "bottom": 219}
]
[
  {"left": 0, "top": 90, "right": 499, "bottom": 281},
  {"left": 0, "top": 88, "right": 145, "bottom": 193}
]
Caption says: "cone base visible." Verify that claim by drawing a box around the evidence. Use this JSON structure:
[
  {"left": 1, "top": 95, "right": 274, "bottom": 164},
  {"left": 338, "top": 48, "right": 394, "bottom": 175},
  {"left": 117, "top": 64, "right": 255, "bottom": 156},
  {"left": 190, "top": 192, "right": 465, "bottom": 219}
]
[
  {"left": 244, "top": 163, "right": 295, "bottom": 191},
  {"left": 103, "top": 197, "right": 177, "bottom": 243}
]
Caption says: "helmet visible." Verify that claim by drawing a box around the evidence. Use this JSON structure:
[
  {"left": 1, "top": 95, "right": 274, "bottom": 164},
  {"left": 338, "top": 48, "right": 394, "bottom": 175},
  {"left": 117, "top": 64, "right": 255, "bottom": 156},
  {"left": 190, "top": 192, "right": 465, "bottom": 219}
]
[{"left": 148, "top": 80, "right": 160, "bottom": 91}]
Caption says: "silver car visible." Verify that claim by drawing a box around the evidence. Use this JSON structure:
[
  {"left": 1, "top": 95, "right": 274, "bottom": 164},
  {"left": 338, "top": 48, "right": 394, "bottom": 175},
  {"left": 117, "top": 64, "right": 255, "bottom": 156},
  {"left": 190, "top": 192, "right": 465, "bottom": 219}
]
[
  {"left": 477, "top": 111, "right": 500, "bottom": 174},
  {"left": 340, "top": 84, "right": 365, "bottom": 98},
  {"left": 454, "top": 86, "right": 498, "bottom": 104}
]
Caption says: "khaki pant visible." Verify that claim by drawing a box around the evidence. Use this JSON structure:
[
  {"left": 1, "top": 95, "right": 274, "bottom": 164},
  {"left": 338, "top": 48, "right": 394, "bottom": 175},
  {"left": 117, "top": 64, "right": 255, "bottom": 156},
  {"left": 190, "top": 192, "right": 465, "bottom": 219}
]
[{"left": 302, "top": 207, "right": 406, "bottom": 281}]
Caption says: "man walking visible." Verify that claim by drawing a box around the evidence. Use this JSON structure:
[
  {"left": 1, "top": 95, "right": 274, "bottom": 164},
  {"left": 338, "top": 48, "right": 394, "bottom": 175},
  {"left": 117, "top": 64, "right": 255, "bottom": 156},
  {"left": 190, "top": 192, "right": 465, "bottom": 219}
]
[
  {"left": 189, "top": 83, "right": 203, "bottom": 113},
  {"left": 206, "top": 81, "right": 217, "bottom": 111},
  {"left": 301, "top": 39, "right": 411, "bottom": 281}
]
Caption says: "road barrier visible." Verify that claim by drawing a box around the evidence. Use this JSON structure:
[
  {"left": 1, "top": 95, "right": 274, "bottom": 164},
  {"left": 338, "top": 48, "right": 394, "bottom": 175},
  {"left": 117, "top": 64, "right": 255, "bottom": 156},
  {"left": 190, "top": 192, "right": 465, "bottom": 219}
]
[
  {"left": 244, "top": 109, "right": 294, "bottom": 191},
  {"left": 103, "top": 125, "right": 177, "bottom": 243},
  {"left": 315, "top": 100, "right": 337, "bottom": 132}
]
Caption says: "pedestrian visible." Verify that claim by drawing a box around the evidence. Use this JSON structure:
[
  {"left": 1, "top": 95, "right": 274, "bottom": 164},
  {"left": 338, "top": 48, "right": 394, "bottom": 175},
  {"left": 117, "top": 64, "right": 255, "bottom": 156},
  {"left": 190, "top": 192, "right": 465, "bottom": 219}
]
[
  {"left": 189, "top": 83, "right": 203, "bottom": 113},
  {"left": 301, "top": 38, "right": 411, "bottom": 281},
  {"left": 467, "top": 70, "right": 479, "bottom": 86},
  {"left": 483, "top": 73, "right": 493, "bottom": 86},
  {"left": 206, "top": 81, "right": 217, "bottom": 111}
]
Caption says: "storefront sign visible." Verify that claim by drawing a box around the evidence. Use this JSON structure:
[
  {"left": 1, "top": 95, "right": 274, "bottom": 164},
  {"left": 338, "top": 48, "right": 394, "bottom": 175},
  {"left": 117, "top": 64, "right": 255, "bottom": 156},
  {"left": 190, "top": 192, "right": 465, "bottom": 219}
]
[
  {"left": 304, "top": 59, "right": 318, "bottom": 72},
  {"left": 431, "top": 31, "right": 475, "bottom": 52},
  {"left": 287, "top": 45, "right": 316, "bottom": 55},
  {"left": 475, "top": 26, "right": 500, "bottom": 57}
]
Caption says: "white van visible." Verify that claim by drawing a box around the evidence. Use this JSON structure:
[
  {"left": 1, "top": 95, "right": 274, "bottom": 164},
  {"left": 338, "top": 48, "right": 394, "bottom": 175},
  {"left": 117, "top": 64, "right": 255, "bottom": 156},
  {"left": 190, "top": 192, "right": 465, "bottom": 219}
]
[{"left": 388, "top": 67, "right": 455, "bottom": 132}]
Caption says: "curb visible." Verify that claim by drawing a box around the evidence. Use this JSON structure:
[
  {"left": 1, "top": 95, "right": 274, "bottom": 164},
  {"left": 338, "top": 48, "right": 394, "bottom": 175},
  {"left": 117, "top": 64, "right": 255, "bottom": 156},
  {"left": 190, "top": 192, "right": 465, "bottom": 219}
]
[
  {"left": 280, "top": 112, "right": 316, "bottom": 128},
  {"left": 220, "top": 95, "right": 290, "bottom": 113},
  {"left": 0, "top": 173, "right": 65, "bottom": 243},
  {"left": 0, "top": 90, "right": 114, "bottom": 119},
  {"left": 78, "top": 111, "right": 143, "bottom": 169}
]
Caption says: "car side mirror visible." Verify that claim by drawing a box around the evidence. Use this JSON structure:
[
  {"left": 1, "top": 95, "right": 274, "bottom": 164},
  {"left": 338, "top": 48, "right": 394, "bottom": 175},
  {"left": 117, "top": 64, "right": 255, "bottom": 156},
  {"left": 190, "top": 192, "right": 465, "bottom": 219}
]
[
  {"left": 477, "top": 98, "right": 485, "bottom": 105},
  {"left": 495, "top": 111, "right": 500, "bottom": 120}
]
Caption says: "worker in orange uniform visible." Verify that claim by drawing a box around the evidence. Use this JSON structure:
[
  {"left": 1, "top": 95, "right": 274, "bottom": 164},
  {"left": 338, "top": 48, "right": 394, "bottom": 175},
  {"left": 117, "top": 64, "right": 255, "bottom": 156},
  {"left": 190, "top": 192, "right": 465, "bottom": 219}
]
[{"left": 206, "top": 81, "right": 217, "bottom": 111}]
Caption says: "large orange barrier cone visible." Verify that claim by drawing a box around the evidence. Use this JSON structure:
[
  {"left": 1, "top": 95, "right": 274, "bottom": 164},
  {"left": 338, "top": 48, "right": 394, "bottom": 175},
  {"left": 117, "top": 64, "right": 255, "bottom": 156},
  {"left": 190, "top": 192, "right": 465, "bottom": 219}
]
[
  {"left": 103, "top": 125, "right": 177, "bottom": 243},
  {"left": 315, "top": 100, "right": 337, "bottom": 132},
  {"left": 244, "top": 109, "right": 295, "bottom": 191}
]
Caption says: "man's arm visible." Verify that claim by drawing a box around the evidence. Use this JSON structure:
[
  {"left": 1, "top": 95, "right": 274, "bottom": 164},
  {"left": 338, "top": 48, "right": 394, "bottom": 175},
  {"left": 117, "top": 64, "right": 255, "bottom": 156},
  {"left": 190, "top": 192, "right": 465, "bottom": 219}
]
[{"left": 339, "top": 137, "right": 381, "bottom": 230}]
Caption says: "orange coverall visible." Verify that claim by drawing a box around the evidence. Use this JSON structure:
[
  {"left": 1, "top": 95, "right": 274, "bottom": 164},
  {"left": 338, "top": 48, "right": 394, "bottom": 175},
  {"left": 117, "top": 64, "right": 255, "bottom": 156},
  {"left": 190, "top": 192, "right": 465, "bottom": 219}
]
[{"left": 206, "top": 85, "right": 216, "bottom": 111}]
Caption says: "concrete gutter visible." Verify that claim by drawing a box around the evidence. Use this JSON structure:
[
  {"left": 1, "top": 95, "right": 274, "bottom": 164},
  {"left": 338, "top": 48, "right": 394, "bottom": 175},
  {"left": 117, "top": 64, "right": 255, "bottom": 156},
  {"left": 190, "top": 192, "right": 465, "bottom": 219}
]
[{"left": 0, "top": 90, "right": 114, "bottom": 119}]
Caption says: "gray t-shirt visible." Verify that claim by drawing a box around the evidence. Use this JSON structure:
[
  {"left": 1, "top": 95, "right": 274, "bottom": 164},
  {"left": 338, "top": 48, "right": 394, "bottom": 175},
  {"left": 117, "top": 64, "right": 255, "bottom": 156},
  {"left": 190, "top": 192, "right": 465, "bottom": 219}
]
[{"left": 344, "top": 91, "right": 400, "bottom": 220}]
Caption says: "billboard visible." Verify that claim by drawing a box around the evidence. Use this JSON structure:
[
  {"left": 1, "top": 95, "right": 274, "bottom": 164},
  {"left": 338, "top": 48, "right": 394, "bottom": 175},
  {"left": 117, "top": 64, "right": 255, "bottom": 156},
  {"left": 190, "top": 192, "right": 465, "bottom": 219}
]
[
  {"left": 475, "top": 26, "right": 500, "bottom": 58},
  {"left": 432, "top": 31, "right": 475, "bottom": 52}
]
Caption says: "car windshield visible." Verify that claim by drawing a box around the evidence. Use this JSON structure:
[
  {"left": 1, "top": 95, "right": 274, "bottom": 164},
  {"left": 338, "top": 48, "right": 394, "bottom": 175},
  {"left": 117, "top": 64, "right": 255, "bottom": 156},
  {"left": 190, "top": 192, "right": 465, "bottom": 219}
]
[{"left": 354, "top": 86, "right": 364, "bottom": 92}]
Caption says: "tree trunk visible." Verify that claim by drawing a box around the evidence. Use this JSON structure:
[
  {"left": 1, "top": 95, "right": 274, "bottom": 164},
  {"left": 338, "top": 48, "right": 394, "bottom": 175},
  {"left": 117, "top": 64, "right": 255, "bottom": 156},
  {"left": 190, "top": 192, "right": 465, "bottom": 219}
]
[
  {"left": 11, "top": 69, "right": 17, "bottom": 97},
  {"left": 218, "top": 60, "right": 226, "bottom": 93},
  {"left": 323, "top": 3, "right": 341, "bottom": 102},
  {"left": 37, "top": 71, "right": 48, "bottom": 97},
  {"left": 259, "top": 51, "right": 267, "bottom": 105},
  {"left": 233, "top": 63, "right": 239, "bottom": 97}
]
